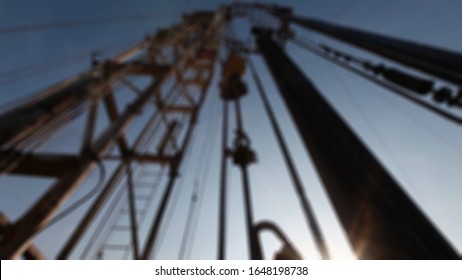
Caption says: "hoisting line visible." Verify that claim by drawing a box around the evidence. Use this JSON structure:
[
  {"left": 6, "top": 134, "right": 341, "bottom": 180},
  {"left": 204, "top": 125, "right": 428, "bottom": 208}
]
[{"left": 247, "top": 57, "right": 330, "bottom": 259}]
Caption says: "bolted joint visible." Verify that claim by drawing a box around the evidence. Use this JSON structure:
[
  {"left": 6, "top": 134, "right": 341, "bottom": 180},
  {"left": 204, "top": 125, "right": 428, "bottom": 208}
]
[
  {"left": 127, "top": 101, "right": 143, "bottom": 115},
  {"left": 81, "top": 147, "right": 100, "bottom": 162},
  {"left": 121, "top": 149, "right": 135, "bottom": 162}
]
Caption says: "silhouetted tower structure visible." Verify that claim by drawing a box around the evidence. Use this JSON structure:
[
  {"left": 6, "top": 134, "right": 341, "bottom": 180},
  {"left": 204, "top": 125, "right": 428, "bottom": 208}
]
[
  {"left": 0, "top": 2, "right": 460, "bottom": 260},
  {"left": 0, "top": 8, "right": 228, "bottom": 259}
]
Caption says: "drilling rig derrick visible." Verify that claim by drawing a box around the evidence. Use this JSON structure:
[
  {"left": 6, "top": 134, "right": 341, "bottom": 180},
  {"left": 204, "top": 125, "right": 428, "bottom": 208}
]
[{"left": 0, "top": 2, "right": 460, "bottom": 260}]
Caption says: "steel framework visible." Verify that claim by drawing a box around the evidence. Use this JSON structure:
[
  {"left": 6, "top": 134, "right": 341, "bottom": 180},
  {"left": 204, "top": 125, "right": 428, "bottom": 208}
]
[
  {"left": 0, "top": 8, "right": 227, "bottom": 259},
  {"left": 0, "top": 2, "right": 460, "bottom": 260}
]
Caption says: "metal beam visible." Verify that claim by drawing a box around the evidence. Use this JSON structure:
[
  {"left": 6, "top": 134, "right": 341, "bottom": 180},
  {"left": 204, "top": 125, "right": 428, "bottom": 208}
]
[
  {"left": 0, "top": 76, "right": 99, "bottom": 147},
  {"left": 290, "top": 38, "right": 462, "bottom": 125},
  {"left": 0, "top": 41, "right": 146, "bottom": 148},
  {"left": 102, "top": 94, "right": 130, "bottom": 155},
  {"left": 125, "top": 164, "right": 140, "bottom": 259},
  {"left": 217, "top": 102, "right": 229, "bottom": 260},
  {"left": 273, "top": 13, "right": 462, "bottom": 85},
  {"left": 248, "top": 58, "right": 330, "bottom": 259},
  {"left": 0, "top": 213, "right": 45, "bottom": 260},
  {"left": 57, "top": 103, "right": 171, "bottom": 259},
  {"left": 141, "top": 12, "right": 226, "bottom": 258},
  {"left": 3, "top": 152, "right": 80, "bottom": 177},
  {"left": 141, "top": 114, "right": 197, "bottom": 259},
  {"left": 0, "top": 7, "right": 226, "bottom": 260},
  {"left": 157, "top": 121, "right": 179, "bottom": 155},
  {"left": 0, "top": 56, "right": 172, "bottom": 259},
  {"left": 56, "top": 163, "right": 125, "bottom": 259},
  {"left": 161, "top": 106, "right": 195, "bottom": 115},
  {"left": 254, "top": 29, "right": 459, "bottom": 259}
]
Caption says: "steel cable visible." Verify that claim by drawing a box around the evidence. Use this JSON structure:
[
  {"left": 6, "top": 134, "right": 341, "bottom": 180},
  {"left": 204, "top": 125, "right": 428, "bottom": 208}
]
[
  {"left": 0, "top": 11, "right": 179, "bottom": 35},
  {"left": 178, "top": 86, "right": 221, "bottom": 259},
  {"left": 247, "top": 56, "right": 330, "bottom": 259}
]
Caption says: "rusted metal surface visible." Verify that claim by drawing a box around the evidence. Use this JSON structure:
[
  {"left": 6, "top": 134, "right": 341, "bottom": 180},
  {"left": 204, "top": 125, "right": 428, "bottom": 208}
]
[
  {"left": 0, "top": 8, "right": 226, "bottom": 259},
  {"left": 5, "top": 153, "right": 80, "bottom": 177}
]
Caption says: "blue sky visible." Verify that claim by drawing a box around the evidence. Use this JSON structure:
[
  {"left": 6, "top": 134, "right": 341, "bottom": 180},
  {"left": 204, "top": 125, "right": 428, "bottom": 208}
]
[{"left": 0, "top": 0, "right": 461, "bottom": 259}]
